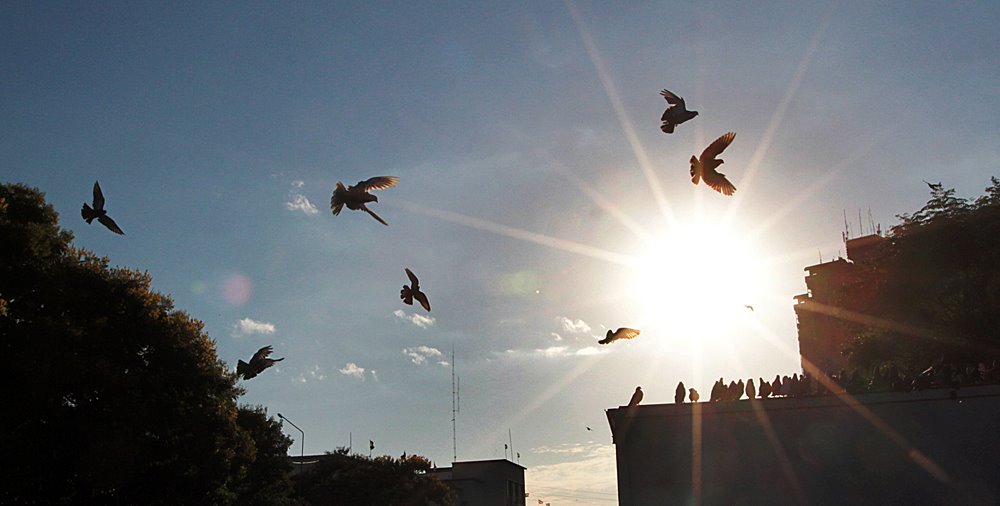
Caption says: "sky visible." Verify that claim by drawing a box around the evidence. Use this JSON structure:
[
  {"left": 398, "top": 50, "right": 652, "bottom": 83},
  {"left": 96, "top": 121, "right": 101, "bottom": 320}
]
[{"left": 3, "top": 1, "right": 999, "bottom": 503}]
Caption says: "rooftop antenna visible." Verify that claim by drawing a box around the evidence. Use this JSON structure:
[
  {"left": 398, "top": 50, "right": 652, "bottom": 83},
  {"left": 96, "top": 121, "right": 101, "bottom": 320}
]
[
  {"left": 858, "top": 209, "right": 864, "bottom": 236},
  {"left": 843, "top": 209, "right": 851, "bottom": 240},
  {"left": 451, "top": 346, "right": 459, "bottom": 463},
  {"left": 508, "top": 428, "right": 514, "bottom": 463}
]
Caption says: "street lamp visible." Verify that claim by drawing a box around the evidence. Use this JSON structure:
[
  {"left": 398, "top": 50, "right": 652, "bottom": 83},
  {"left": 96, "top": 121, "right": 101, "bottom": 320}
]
[{"left": 277, "top": 412, "right": 304, "bottom": 462}]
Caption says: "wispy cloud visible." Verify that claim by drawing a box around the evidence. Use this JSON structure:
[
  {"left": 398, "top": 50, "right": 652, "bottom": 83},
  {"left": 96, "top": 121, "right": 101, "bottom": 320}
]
[
  {"left": 558, "top": 317, "right": 591, "bottom": 334},
  {"left": 551, "top": 332, "right": 564, "bottom": 341},
  {"left": 394, "top": 309, "right": 436, "bottom": 328},
  {"left": 339, "top": 362, "right": 366, "bottom": 380},
  {"left": 286, "top": 194, "right": 319, "bottom": 215},
  {"left": 503, "top": 345, "right": 607, "bottom": 359},
  {"left": 295, "top": 364, "right": 327, "bottom": 383},
  {"left": 526, "top": 443, "right": 618, "bottom": 504},
  {"left": 291, "top": 180, "right": 305, "bottom": 188},
  {"left": 403, "top": 346, "right": 445, "bottom": 365},
  {"left": 232, "top": 317, "right": 276, "bottom": 337}
]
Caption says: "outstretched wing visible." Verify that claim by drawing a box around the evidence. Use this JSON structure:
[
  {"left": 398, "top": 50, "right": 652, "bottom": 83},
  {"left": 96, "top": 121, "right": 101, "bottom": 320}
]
[
  {"left": 97, "top": 214, "right": 125, "bottom": 235},
  {"left": 251, "top": 345, "right": 274, "bottom": 363},
  {"left": 364, "top": 207, "right": 389, "bottom": 226},
  {"left": 659, "top": 89, "right": 683, "bottom": 105},
  {"left": 615, "top": 328, "right": 641, "bottom": 340},
  {"left": 702, "top": 170, "right": 736, "bottom": 196},
  {"left": 404, "top": 268, "right": 420, "bottom": 289},
  {"left": 700, "top": 132, "right": 736, "bottom": 162},
  {"left": 413, "top": 291, "right": 431, "bottom": 312},
  {"left": 92, "top": 181, "right": 105, "bottom": 211},
  {"left": 358, "top": 176, "right": 399, "bottom": 192}
]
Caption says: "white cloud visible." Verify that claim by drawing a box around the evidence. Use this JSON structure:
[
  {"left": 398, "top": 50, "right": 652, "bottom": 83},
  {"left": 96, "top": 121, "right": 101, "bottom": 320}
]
[
  {"left": 558, "top": 317, "right": 591, "bottom": 334},
  {"left": 403, "top": 346, "right": 443, "bottom": 365},
  {"left": 526, "top": 443, "right": 618, "bottom": 503},
  {"left": 393, "top": 309, "right": 436, "bottom": 328},
  {"left": 370, "top": 370, "right": 379, "bottom": 382},
  {"left": 339, "top": 362, "right": 366, "bottom": 380},
  {"left": 291, "top": 180, "right": 305, "bottom": 188},
  {"left": 551, "top": 332, "right": 564, "bottom": 342},
  {"left": 502, "top": 345, "right": 608, "bottom": 359},
  {"left": 232, "top": 317, "right": 276, "bottom": 337},
  {"left": 286, "top": 194, "right": 319, "bottom": 215}
]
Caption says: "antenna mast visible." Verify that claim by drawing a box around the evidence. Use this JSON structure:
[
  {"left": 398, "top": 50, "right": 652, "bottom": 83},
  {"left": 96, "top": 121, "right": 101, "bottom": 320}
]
[{"left": 451, "top": 346, "right": 459, "bottom": 463}]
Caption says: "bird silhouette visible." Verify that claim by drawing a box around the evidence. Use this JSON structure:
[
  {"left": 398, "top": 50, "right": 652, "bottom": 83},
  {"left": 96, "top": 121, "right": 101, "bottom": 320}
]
[
  {"left": 237, "top": 345, "right": 284, "bottom": 380},
  {"left": 586, "top": 426, "right": 592, "bottom": 431},
  {"left": 659, "top": 88, "right": 698, "bottom": 134},
  {"left": 923, "top": 180, "right": 943, "bottom": 192},
  {"left": 598, "top": 327, "right": 640, "bottom": 345},
  {"left": 759, "top": 378, "right": 772, "bottom": 398},
  {"left": 330, "top": 176, "right": 399, "bottom": 226},
  {"left": 400, "top": 268, "right": 431, "bottom": 311},
  {"left": 690, "top": 132, "right": 737, "bottom": 196},
  {"left": 746, "top": 378, "right": 756, "bottom": 400},
  {"left": 675, "top": 381, "right": 686, "bottom": 404},
  {"left": 744, "top": 305, "right": 755, "bottom": 311},
  {"left": 81, "top": 181, "right": 125, "bottom": 235},
  {"left": 627, "top": 386, "right": 643, "bottom": 407},
  {"left": 689, "top": 388, "right": 700, "bottom": 403}
]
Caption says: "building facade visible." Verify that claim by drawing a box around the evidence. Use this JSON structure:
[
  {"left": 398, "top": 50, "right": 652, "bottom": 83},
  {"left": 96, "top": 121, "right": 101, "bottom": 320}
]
[
  {"left": 429, "top": 459, "right": 526, "bottom": 506},
  {"left": 605, "top": 386, "right": 1000, "bottom": 505}
]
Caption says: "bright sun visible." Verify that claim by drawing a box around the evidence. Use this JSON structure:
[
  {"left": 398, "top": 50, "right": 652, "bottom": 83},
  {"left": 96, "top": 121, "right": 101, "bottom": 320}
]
[{"left": 627, "top": 218, "right": 766, "bottom": 346}]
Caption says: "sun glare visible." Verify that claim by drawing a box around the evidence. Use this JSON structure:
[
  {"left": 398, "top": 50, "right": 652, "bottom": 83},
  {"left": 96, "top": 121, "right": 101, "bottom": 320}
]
[{"left": 628, "top": 218, "right": 766, "bottom": 347}]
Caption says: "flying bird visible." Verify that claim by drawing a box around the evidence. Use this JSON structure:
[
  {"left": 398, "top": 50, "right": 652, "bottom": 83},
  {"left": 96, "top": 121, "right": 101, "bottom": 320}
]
[
  {"left": 923, "top": 180, "right": 943, "bottom": 192},
  {"left": 744, "top": 305, "right": 755, "bottom": 311},
  {"left": 690, "top": 132, "right": 737, "bottom": 196},
  {"left": 598, "top": 327, "right": 640, "bottom": 345},
  {"left": 659, "top": 89, "right": 698, "bottom": 134},
  {"left": 237, "top": 345, "right": 284, "bottom": 380},
  {"left": 586, "top": 426, "right": 592, "bottom": 431},
  {"left": 689, "top": 388, "right": 700, "bottom": 403},
  {"left": 627, "top": 386, "right": 643, "bottom": 407},
  {"left": 330, "top": 176, "right": 399, "bottom": 226},
  {"left": 81, "top": 181, "right": 125, "bottom": 235},
  {"left": 400, "top": 268, "right": 431, "bottom": 312}
]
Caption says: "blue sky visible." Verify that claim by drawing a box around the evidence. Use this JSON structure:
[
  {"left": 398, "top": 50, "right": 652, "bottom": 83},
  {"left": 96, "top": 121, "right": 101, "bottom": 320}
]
[{"left": 3, "top": 1, "right": 999, "bottom": 502}]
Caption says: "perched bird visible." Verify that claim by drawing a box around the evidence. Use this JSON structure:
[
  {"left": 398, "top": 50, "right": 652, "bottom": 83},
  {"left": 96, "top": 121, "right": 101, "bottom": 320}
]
[
  {"left": 598, "top": 327, "right": 641, "bottom": 345},
  {"left": 759, "top": 378, "right": 772, "bottom": 398},
  {"left": 659, "top": 88, "right": 698, "bottom": 134},
  {"left": 627, "top": 386, "right": 644, "bottom": 407},
  {"left": 237, "top": 345, "right": 284, "bottom": 380},
  {"left": 690, "top": 132, "right": 737, "bottom": 196},
  {"left": 330, "top": 176, "right": 399, "bottom": 226},
  {"left": 689, "top": 388, "right": 700, "bottom": 403},
  {"left": 746, "top": 378, "right": 756, "bottom": 400},
  {"left": 81, "top": 181, "right": 125, "bottom": 235},
  {"left": 675, "top": 381, "right": 686, "bottom": 404},
  {"left": 400, "top": 268, "right": 431, "bottom": 311}
]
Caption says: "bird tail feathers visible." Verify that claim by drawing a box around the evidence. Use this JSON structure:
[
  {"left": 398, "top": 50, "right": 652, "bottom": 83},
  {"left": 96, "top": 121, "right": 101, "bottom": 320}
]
[{"left": 81, "top": 203, "right": 96, "bottom": 223}]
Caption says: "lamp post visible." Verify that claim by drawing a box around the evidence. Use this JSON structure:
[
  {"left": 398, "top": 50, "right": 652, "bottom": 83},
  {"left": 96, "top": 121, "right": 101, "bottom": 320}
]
[{"left": 277, "top": 412, "right": 304, "bottom": 462}]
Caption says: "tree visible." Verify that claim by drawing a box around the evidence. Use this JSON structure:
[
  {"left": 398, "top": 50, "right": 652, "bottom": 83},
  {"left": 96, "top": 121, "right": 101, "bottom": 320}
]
[
  {"left": 838, "top": 178, "right": 1000, "bottom": 383},
  {"left": 232, "top": 405, "right": 302, "bottom": 506},
  {"left": 0, "top": 183, "right": 293, "bottom": 504},
  {"left": 293, "top": 449, "right": 456, "bottom": 506}
]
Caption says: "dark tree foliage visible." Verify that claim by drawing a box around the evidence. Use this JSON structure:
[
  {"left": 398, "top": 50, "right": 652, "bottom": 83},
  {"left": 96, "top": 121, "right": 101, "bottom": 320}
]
[
  {"left": 232, "top": 405, "right": 302, "bottom": 506},
  {"left": 839, "top": 178, "right": 1000, "bottom": 381},
  {"left": 0, "top": 183, "right": 295, "bottom": 504},
  {"left": 293, "top": 449, "right": 456, "bottom": 506}
]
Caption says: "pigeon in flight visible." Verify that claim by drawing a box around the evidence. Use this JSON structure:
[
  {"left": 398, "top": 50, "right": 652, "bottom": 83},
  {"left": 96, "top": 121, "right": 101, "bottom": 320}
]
[
  {"left": 81, "top": 181, "right": 125, "bottom": 235},
  {"left": 237, "top": 345, "right": 284, "bottom": 380},
  {"left": 659, "top": 89, "right": 698, "bottom": 134},
  {"left": 690, "top": 132, "right": 737, "bottom": 196},
  {"left": 400, "top": 268, "right": 431, "bottom": 312},
  {"left": 745, "top": 305, "right": 755, "bottom": 311},
  {"left": 923, "top": 180, "right": 943, "bottom": 192},
  {"left": 330, "top": 176, "right": 399, "bottom": 226},
  {"left": 586, "top": 426, "right": 592, "bottom": 431},
  {"left": 627, "top": 386, "right": 643, "bottom": 407},
  {"left": 598, "top": 327, "right": 640, "bottom": 345}
]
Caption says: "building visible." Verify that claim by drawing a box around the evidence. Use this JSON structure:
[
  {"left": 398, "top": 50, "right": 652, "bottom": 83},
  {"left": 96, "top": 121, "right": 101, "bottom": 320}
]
[
  {"left": 793, "top": 234, "right": 887, "bottom": 374},
  {"left": 429, "top": 459, "right": 526, "bottom": 506},
  {"left": 605, "top": 385, "right": 1000, "bottom": 505}
]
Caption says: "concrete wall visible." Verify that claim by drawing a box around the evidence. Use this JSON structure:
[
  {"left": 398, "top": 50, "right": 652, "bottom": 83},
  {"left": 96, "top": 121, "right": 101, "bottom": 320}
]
[
  {"left": 607, "top": 386, "right": 1000, "bottom": 506},
  {"left": 431, "top": 459, "right": 526, "bottom": 506}
]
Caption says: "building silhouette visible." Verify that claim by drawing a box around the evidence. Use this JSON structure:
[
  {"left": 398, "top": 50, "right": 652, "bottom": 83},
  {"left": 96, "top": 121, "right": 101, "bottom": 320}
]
[
  {"left": 794, "top": 234, "right": 887, "bottom": 374},
  {"left": 429, "top": 459, "right": 526, "bottom": 506}
]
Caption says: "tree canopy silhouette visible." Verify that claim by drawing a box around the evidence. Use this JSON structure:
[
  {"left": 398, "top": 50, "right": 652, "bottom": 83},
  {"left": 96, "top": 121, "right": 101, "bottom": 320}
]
[
  {"left": 293, "top": 449, "right": 456, "bottom": 506},
  {"left": 839, "top": 177, "right": 1000, "bottom": 380},
  {"left": 0, "top": 183, "right": 295, "bottom": 504}
]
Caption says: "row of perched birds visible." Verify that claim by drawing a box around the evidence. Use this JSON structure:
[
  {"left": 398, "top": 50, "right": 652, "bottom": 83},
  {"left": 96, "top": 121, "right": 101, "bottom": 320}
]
[{"left": 81, "top": 88, "right": 734, "bottom": 381}]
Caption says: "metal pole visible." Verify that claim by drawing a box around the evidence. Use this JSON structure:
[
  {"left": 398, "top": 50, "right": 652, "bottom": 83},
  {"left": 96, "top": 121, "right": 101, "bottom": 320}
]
[{"left": 277, "top": 413, "right": 305, "bottom": 461}]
